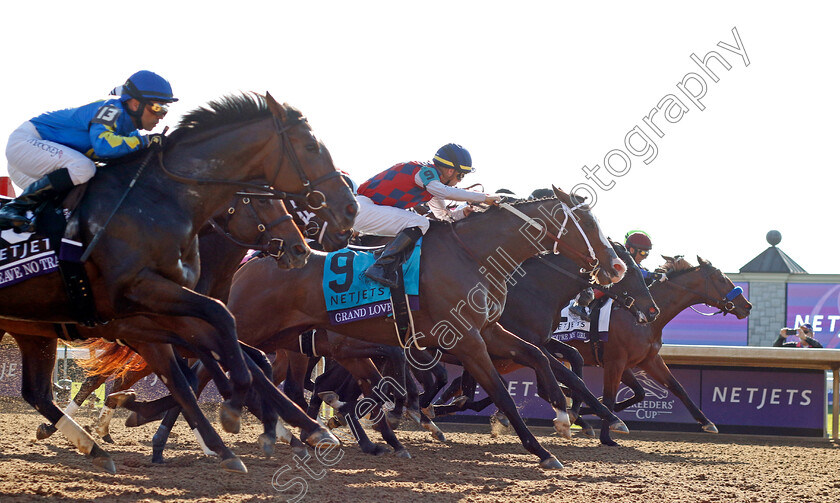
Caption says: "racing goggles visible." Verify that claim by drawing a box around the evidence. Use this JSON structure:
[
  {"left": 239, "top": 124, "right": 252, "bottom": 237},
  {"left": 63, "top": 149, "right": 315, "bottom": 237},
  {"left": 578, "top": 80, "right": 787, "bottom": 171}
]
[{"left": 146, "top": 101, "right": 170, "bottom": 117}]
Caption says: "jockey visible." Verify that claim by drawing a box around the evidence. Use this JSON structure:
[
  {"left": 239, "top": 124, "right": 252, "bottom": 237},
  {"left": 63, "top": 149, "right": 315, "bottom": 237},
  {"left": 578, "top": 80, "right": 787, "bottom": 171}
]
[
  {"left": 355, "top": 143, "right": 501, "bottom": 288},
  {"left": 0, "top": 70, "right": 177, "bottom": 233},
  {"left": 570, "top": 229, "right": 664, "bottom": 321}
]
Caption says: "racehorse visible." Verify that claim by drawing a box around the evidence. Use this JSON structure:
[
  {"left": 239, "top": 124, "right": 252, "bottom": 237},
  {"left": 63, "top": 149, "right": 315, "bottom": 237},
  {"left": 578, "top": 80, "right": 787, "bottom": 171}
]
[
  {"left": 430, "top": 241, "right": 658, "bottom": 436},
  {"left": 225, "top": 188, "right": 628, "bottom": 469},
  {"left": 36, "top": 195, "right": 313, "bottom": 462},
  {"left": 1, "top": 93, "right": 356, "bottom": 473},
  {"left": 553, "top": 255, "right": 751, "bottom": 445}
]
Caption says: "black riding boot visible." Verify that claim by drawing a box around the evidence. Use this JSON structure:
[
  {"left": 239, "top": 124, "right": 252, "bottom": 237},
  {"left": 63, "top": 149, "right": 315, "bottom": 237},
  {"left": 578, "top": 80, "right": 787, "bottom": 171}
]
[
  {"left": 364, "top": 226, "right": 423, "bottom": 289},
  {"left": 569, "top": 287, "right": 595, "bottom": 321},
  {"left": 0, "top": 168, "right": 74, "bottom": 233}
]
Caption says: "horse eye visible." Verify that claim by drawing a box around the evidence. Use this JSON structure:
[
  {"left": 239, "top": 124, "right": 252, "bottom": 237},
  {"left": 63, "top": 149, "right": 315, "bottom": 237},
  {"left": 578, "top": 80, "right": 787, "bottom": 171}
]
[{"left": 306, "top": 142, "right": 320, "bottom": 153}]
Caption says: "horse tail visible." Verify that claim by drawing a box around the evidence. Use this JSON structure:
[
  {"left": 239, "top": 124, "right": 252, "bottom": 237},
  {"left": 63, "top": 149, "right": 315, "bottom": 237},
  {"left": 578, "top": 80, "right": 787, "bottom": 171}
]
[{"left": 75, "top": 339, "right": 148, "bottom": 380}]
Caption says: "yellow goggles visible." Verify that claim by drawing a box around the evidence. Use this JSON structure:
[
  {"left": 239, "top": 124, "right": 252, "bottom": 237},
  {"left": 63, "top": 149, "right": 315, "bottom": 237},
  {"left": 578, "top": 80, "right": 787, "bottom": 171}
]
[{"left": 146, "top": 102, "right": 170, "bottom": 117}]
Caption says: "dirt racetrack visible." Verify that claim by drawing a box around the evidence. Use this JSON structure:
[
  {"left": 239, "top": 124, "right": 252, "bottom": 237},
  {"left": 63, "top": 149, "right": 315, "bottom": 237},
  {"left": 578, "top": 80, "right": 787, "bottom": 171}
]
[{"left": 0, "top": 397, "right": 837, "bottom": 503}]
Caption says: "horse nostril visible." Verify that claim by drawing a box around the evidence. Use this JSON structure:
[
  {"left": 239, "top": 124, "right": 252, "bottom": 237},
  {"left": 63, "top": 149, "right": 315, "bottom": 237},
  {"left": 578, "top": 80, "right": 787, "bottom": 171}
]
[{"left": 346, "top": 203, "right": 358, "bottom": 216}]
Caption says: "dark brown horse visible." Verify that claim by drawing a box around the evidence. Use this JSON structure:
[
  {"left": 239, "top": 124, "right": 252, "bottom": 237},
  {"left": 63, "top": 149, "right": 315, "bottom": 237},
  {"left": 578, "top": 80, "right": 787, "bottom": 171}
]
[
  {"left": 37, "top": 195, "right": 312, "bottom": 461},
  {"left": 555, "top": 255, "right": 751, "bottom": 445},
  {"left": 430, "top": 240, "right": 659, "bottom": 437},
  {"left": 2, "top": 93, "right": 356, "bottom": 473},
  {"left": 226, "top": 188, "right": 628, "bottom": 469}
]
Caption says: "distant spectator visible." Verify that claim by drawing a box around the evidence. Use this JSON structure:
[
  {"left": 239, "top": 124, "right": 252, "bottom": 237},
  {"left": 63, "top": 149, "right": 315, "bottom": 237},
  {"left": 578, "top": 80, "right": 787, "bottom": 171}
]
[{"left": 774, "top": 323, "right": 822, "bottom": 348}]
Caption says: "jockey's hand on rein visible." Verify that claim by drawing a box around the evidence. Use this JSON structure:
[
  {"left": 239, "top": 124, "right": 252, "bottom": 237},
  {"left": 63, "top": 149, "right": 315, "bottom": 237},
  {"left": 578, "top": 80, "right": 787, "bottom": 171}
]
[{"left": 146, "top": 133, "right": 166, "bottom": 149}]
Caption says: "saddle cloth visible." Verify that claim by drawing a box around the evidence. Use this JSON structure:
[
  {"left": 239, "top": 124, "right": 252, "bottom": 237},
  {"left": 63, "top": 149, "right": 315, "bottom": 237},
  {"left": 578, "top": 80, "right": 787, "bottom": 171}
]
[
  {"left": 322, "top": 238, "right": 421, "bottom": 325},
  {"left": 551, "top": 298, "right": 613, "bottom": 343}
]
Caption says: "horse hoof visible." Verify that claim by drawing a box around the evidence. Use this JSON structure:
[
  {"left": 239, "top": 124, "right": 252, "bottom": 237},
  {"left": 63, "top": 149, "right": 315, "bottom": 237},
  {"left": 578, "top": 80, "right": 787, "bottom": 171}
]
[
  {"left": 219, "top": 401, "right": 241, "bottom": 434},
  {"left": 306, "top": 428, "right": 340, "bottom": 448},
  {"left": 702, "top": 422, "right": 719, "bottom": 434},
  {"left": 601, "top": 440, "right": 619, "bottom": 447},
  {"left": 317, "top": 391, "right": 344, "bottom": 409},
  {"left": 124, "top": 412, "right": 140, "bottom": 427},
  {"left": 421, "top": 406, "right": 435, "bottom": 419},
  {"left": 394, "top": 449, "right": 412, "bottom": 459},
  {"left": 36, "top": 423, "right": 57, "bottom": 440},
  {"left": 371, "top": 445, "right": 389, "bottom": 456},
  {"left": 553, "top": 418, "right": 572, "bottom": 440},
  {"left": 539, "top": 456, "right": 564, "bottom": 470},
  {"left": 581, "top": 426, "right": 596, "bottom": 438},
  {"left": 258, "top": 433, "right": 275, "bottom": 458},
  {"left": 220, "top": 456, "right": 248, "bottom": 474},
  {"left": 101, "top": 434, "right": 114, "bottom": 444},
  {"left": 567, "top": 411, "right": 578, "bottom": 424},
  {"left": 92, "top": 455, "right": 117, "bottom": 475},
  {"left": 107, "top": 390, "right": 136, "bottom": 409},
  {"left": 433, "top": 430, "right": 446, "bottom": 442},
  {"left": 152, "top": 451, "right": 165, "bottom": 464},
  {"left": 609, "top": 419, "right": 629, "bottom": 434}
]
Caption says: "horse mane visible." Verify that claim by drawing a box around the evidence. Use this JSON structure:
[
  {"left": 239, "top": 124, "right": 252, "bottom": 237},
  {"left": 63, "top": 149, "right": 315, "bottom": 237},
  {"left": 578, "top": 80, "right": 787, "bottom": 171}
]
[
  {"left": 428, "top": 196, "right": 558, "bottom": 230},
  {"left": 74, "top": 339, "right": 147, "bottom": 380},
  {"left": 659, "top": 255, "right": 697, "bottom": 277}
]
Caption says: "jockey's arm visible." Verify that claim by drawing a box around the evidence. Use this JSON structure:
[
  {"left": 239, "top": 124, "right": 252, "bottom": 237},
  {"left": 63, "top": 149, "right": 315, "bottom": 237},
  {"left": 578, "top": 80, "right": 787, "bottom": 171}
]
[{"left": 424, "top": 180, "right": 488, "bottom": 221}]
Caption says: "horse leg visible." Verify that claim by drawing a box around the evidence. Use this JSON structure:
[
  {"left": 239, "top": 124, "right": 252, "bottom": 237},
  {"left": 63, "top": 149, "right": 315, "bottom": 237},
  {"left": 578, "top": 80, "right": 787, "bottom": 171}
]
[
  {"left": 12, "top": 334, "right": 115, "bottom": 474},
  {"left": 36, "top": 371, "right": 109, "bottom": 441},
  {"left": 282, "top": 351, "right": 311, "bottom": 410},
  {"left": 482, "top": 323, "right": 575, "bottom": 438},
  {"left": 335, "top": 356, "right": 410, "bottom": 458},
  {"left": 317, "top": 373, "right": 389, "bottom": 456},
  {"left": 597, "top": 361, "right": 626, "bottom": 447},
  {"left": 544, "top": 340, "right": 593, "bottom": 436},
  {"left": 611, "top": 369, "right": 645, "bottom": 412},
  {"left": 450, "top": 332, "right": 562, "bottom": 469},
  {"left": 542, "top": 348, "right": 627, "bottom": 435},
  {"left": 124, "top": 277, "right": 252, "bottom": 434},
  {"left": 129, "top": 343, "right": 247, "bottom": 473},
  {"left": 639, "top": 355, "right": 717, "bottom": 433}
]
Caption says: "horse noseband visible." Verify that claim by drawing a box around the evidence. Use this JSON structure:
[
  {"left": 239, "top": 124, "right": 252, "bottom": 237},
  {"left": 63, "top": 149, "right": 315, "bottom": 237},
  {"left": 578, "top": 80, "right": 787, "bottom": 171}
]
[{"left": 266, "top": 238, "right": 286, "bottom": 259}]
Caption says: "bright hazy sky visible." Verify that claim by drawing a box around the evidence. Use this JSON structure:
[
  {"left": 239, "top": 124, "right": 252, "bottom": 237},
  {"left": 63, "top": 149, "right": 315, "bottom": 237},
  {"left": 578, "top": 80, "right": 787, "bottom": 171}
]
[{"left": 1, "top": 1, "right": 837, "bottom": 274}]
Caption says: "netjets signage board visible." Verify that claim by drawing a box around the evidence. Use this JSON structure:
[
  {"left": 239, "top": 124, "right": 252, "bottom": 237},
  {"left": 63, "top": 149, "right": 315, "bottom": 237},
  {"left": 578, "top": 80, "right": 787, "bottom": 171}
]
[{"left": 441, "top": 363, "right": 825, "bottom": 436}]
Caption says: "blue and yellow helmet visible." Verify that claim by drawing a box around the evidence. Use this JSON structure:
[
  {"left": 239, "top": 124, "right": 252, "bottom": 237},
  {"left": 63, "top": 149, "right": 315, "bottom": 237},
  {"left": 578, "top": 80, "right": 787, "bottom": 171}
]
[
  {"left": 120, "top": 70, "right": 178, "bottom": 103},
  {"left": 433, "top": 143, "right": 473, "bottom": 174}
]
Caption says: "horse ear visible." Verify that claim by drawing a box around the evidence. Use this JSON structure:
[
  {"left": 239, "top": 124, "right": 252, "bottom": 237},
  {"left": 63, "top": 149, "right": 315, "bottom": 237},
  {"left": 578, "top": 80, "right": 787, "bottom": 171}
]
[
  {"left": 264, "top": 92, "right": 288, "bottom": 122},
  {"left": 551, "top": 185, "right": 570, "bottom": 203},
  {"left": 661, "top": 255, "right": 675, "bottom": 263},
  {"left": 697, "top": 255, "right": 710, "bottom": 266}
]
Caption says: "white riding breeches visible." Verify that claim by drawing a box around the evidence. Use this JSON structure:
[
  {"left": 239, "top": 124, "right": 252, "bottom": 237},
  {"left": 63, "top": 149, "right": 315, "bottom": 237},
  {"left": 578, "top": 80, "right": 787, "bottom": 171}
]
[
  {"left": 353, "top": 194, "right": 430, "bottom": 236},
  {"left": 5, "top": 121, "right": 94, "bottom": 189}
]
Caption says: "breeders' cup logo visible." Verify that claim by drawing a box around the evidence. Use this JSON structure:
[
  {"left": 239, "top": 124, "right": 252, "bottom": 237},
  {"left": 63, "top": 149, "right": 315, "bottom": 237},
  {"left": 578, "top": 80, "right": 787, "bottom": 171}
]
[{"left": 612, "top": 369, "right": 675, "bottom": 420}]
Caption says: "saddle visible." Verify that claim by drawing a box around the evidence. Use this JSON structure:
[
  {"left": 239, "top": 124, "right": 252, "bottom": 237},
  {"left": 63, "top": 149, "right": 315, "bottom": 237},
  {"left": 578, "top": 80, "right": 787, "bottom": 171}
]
[{"left": 0, "top": 185, "right": 99, "bottom": 331}]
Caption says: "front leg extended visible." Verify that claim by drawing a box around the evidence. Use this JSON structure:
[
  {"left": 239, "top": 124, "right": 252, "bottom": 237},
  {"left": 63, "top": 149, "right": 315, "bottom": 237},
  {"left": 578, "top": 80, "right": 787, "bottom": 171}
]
[{"left": 120, "top": 273, "right": 251, "bottom": 433}]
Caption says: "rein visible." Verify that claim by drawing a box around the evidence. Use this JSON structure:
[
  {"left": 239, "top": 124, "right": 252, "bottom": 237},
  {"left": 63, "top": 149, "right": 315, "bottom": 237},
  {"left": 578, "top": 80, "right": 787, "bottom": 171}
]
[
  {"left": 499, "top": 201, "right": 601, "bottom": 277},
  {"left": 155, "top": 113, "right": 341, "bottom": 211},
  {"left": 207, "top": 197, "right": 294, "bottom": 259},
  {"left": 658, "top": 267, "right": 743, "bottom": 315},
  {"left": 534, "top": 255, "right": 636, "bottom": 309}
]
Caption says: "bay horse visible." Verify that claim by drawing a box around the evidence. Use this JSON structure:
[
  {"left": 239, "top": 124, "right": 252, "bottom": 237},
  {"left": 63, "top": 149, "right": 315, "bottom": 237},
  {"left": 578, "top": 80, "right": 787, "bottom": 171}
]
[
  {"left": 553, "top": 255, "right": 751, "bottom": 445},
  {"left": 226, "top": 188, "right": 628, "bottom": 469},
  {"left": 430, "top": 241, "right": 658, "bottom": 436},
  {"left": 1, "top": 93, "right": 356, "bottom": 473},
  {"left": 36, "top": 195, "right": 313, "bottom": 462}
]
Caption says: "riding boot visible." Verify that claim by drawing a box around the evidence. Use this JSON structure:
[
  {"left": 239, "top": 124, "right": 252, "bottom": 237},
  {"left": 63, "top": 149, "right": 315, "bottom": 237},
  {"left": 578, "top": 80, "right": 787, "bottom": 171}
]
[
  {"left": 569, "top": 287, "right": 595, "bottom": 321},
  {"left": 0, "top": 168, "right": 74, "bottom": 233},
  {"left": 364, "top": 226, "right": 423, "bottom": 289}
]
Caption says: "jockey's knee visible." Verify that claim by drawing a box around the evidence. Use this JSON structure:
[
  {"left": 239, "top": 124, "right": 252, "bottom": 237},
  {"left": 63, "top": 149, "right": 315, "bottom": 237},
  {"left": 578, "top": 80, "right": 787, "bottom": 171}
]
[{"left": 67, "top": 162, "right": 96, "bottom": 186}]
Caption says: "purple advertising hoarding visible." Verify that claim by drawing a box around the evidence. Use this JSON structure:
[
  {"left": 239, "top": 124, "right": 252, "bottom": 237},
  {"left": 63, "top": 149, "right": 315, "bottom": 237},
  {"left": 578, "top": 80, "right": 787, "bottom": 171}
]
[
  {"left": 441, "top": 362, "right": 825, "bottom": 436},
  {"left": 786, "top": 283, "right": 840, "bottom": 349},
  {"left": 661, "top": 281, "right": 749, "bottom": 346}
]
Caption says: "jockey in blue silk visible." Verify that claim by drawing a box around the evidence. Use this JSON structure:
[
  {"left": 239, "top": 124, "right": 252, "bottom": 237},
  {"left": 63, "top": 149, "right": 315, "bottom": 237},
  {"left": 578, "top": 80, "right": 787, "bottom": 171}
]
[
  {"left": 0, "top": 70, "right": 178, "bottom": 233},
  {"left": 354, "top": 143, "right": 501, "bottom": 288}
]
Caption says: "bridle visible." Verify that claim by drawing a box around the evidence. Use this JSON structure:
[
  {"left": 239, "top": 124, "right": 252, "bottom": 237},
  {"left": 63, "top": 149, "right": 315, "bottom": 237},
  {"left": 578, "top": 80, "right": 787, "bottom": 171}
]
[
  {"left": 157, "top": 107, "right": 343, "bottom": 211},
  {"left": 658, "top": 265, "right": 744, "bottom": 316},
  {"left": 207, "top": 197, "right": 294, "bottom": 259},
  {"left": 499, "top": 200, "right": 602, "bottom": 279},
  {"left": 534, "top": 254, "right": 638, "bottom": 310}
]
